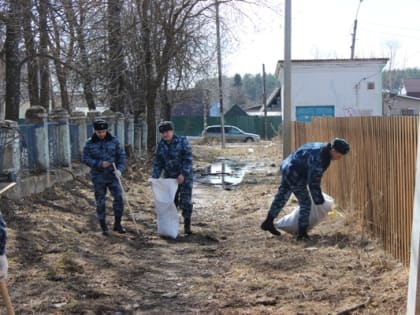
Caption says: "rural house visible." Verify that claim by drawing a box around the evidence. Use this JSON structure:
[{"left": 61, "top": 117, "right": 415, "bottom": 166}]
[
  {"left": 403, "top": 78, "right": 420, "bottom": 98},
  {"left": 383, "top": 92, "right": 420, "bottom": 116}
]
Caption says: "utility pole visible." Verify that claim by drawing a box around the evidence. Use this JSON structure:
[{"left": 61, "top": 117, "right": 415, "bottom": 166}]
[
  {"left": 262, "top": 64, "right": 268, "bottom": 140},
  {"left": 350, "top": 0, "right": 363, "bottom": 59},
  {"left": 215, "top": 0, "right": 225, "bottom": 148},
  {"left": 283, "top": 0, "right": 292, "bottom": 157}
]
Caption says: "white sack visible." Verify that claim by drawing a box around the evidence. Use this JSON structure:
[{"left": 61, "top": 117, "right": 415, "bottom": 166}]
[
  {"left": 275, "top": 193, "right": 334, "bottom": 235},
  {"left": 150, "top": 178, "right": 179, "bottom": 239}
]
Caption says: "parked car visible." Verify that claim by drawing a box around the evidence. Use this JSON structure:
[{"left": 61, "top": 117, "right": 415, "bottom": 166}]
[{"left": 202, "top": 125, "right": 260, "bottom": 142}]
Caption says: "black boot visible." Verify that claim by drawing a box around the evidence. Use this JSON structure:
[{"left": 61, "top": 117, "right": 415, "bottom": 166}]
[
  {"left": 184, "top": 218, "right": 192, "bottom": 235},
  {"left": 261, "top": 213, "right": 281, "bottom": 236},
  {"left": 296, "top": 226, "right": 310, "bottom": 241},
  {"left": 99, "top": 219, "right": 109, "bottom": 236},
  {"left": 113, "top": 216, "right": 126, "bottom": 234}
]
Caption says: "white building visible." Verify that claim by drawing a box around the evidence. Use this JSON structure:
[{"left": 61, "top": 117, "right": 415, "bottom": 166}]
[{"left": 275, "top": 58, "right": 388, "bottom": 122}]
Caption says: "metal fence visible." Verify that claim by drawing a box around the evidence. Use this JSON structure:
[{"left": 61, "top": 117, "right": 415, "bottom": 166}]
[
  {"left": 4, "top": 117, "right": 143, "bottom": 175},
  {"left": 291, "top": 116, "right": 418, "bottom": 266},
  {"left": 19, "top": 124, "right": 40, "bottom": 170},
  {"left": 171, "top": 116, "right": 282, "bottom": 139},
  {"left": 69, "top": 123, "right": 80, "bottom": 161},
  {"left": 48, "top": 122, "right": 68, "bottom": 167},
  {"left": 0, "top": 127, "right": 8, "bottom": 170}
]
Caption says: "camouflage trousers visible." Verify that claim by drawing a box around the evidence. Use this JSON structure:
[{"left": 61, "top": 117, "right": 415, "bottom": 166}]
[
  {"left": 92, "top": 176, "right": 124, "bottom": 220},
  {"left": 174, "top": 180, "right": 193, "bottom": 219},
  {"left": 268, "top": 177, "right": 311, "bottom": 229}
]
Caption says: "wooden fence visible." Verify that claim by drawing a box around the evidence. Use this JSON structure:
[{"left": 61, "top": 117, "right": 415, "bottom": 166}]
[{"left": 291, "top": 116, "right": 418, "bottom": 265}]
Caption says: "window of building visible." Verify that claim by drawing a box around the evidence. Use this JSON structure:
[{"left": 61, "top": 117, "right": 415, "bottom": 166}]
[
  {"left": 367, "top": 82, "right": 375, "bottom": 90},
  {"left": 401, "top": 108, "right": 415, "bottom": 116}
]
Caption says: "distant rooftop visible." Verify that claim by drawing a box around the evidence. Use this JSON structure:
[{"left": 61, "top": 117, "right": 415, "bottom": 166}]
[{"left": 277, "top": 58, "right": 389, "bottom": 64}]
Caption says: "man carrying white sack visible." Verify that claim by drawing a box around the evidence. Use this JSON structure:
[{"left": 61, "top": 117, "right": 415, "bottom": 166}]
[
  {"left": 261, "top": 138, "right": 350, "bottom": 241},
  {"left": 152, "top": 121, "right": 194, "bottom": 235}
]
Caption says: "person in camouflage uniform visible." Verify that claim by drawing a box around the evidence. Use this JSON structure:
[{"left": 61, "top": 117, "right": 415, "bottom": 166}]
[
  {"left": 0, "top": 214, "right": 8, "bottom": 281},
  {"left": 261, "top": 138, "right": 350, "bottom": 240},
  {"left": 83, "top": 120, "right": 126, "bottom": 236},
  {"left": 152, "top": 121, "right": 194, "bottom": 234}
]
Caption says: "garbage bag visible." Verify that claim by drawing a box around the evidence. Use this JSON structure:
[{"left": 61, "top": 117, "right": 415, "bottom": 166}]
[
  {"left": 275, "top": 193, "right": 334, "bottom": 234},
  {"left": 150, "top": 178, "right": 179, "bottom": 239}
]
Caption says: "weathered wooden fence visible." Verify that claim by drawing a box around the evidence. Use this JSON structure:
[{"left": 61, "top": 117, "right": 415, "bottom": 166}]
[{"left": 292, "top": 116, "right": 418, "bottom": 265}]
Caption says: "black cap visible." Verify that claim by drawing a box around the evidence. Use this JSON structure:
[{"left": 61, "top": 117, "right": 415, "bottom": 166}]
[
  {"left": 331, "top": 138, "right": 350, "bottom": 155},
  {"left": 93, "top": 120, "right": 108, "bottom": 131},
  {"left": 158, "top": 121, "right": 174, "bottom": 133}
]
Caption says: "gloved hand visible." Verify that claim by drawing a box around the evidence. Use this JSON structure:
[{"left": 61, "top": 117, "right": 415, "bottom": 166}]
[
  {"left": 314, "top": 199, "right": 325, "bottom": 205},
  {"left": 0, "top": 255, "right": 8, "bottom": 281},
  {"left": 114, "top": 169, "right": 122, "bottom": 178}
]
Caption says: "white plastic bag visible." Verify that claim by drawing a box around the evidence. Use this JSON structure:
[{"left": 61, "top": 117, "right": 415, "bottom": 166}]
[
  {"left": 150, "top": 178, "right": 179, "bottom": 239},
  {"left": 275, "top": 193, "right": 334, "bottom": 234}
]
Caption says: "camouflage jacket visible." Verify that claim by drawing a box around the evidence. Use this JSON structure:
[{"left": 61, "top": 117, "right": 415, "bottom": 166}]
[
  {"left": 281, "top": 142, "right": 331, "bottom": 204},
  {"left": 152, "top": 135, "right": 193, "bottom": 180},
  {"left": 82, "top": 132, "right": 126, "bottom": 177},
  {"left": 0, "top": 213, "right": 7, "bottom": 255}
]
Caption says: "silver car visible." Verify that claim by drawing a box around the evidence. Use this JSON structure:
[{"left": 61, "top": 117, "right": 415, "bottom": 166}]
[{"left": 202, "top": 125, "right": 260, "bottom": 142}]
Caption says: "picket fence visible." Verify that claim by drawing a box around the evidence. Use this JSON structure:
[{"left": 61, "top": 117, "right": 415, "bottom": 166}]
[{"left": 292, "top": 116, "right": 418, "bottom": 265}]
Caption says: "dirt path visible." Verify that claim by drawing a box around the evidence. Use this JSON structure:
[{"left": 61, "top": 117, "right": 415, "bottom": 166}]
[{"left": 0, "top": 141, "right": 408, "bottom": 314}]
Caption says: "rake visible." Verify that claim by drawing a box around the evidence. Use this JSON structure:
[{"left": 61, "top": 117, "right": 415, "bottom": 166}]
[{"left": 113, "top": 163, "right": 140, "bottom": 235}]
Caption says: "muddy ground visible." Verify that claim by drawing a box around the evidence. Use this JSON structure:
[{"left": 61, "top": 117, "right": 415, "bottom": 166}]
[{"left": 0, "top": 140, "right": 408, "bottom": 314}]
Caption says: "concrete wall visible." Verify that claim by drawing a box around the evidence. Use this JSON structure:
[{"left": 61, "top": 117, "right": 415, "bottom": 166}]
[{"left": 278, "top": 59, "right": 388, "bottom": 121}]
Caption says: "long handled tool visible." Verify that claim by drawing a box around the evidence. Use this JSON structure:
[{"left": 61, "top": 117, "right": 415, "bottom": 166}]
[
  {"left": 0, "top": 184, "right": 15, "bottom": 315},
  {"left": 0, "top": 281, "right": 15, "bottom": 315},
  {"left": 113, "top": 163, "right": 140, "bottom": 235}
]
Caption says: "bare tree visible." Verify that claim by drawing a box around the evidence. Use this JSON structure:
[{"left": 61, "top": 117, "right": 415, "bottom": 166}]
[
  {"left": 135, "top": 0, "right": 217, "bottom": 151},
  {"left": 38, "top": 0, "right": 50, "bottom": 109},
  {"left": 108, "top": 0, "right": 126, "bottom": 113},
  {"left": 4, "top": 1, "right": 22, "bottom": 120},
  {"left": 22, "top": 0, "right": 40, "bottom": 107},
  {"left": 48, "top": 0, "right": 76, "bottom": 111}
]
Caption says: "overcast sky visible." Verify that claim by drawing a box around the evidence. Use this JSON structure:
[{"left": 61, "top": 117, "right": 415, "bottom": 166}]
[{"left": 223, "top": 0, "right": 420, "bottom": 76}]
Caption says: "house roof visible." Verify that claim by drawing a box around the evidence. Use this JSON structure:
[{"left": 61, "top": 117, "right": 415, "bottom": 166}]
[
  {"left": 277, "top": 58, "right": 389, "bottom": 64},
  {"left": 275, "top": 58, "right": 389, "bottom": 77},
  {"left": 245, "top": 87, "right": 281, "bottom": 113},
  {"left": 387, "top": 94, "right": 420, "bottom": 101},
  {"left": 225, "top": 104, "right": 248, "bottom": 117},
  {"left": 404, "top": 79, "right": 420, "bottom": 93}
]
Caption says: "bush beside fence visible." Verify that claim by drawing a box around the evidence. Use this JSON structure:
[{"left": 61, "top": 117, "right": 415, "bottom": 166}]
[{"left": 292, "top": 116, "right": 418, "bottom": 266}]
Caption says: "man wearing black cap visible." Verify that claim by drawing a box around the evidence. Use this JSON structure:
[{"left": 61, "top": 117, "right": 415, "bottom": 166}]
[
  {"left": 261, "top": 138, "right": 350, "bottom": 240},
  {"left": 152, "top": 121, "right": 194, "bottom": 234},
  {"left": 83, "top": 119, "right": 127, "bottom": 235}
]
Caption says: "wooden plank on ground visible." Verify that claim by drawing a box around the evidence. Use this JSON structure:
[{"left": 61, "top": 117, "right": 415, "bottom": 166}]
[{"left": 0, "top": 183, "right": 16, "bottom": 196}]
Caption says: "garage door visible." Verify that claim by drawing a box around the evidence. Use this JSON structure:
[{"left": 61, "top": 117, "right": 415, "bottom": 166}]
[{"left": 296, "top": 106, "right": 335, "bottom": 122}]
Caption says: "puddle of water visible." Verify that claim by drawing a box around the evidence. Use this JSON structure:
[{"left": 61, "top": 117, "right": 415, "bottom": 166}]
[{"left": 195, "top": 159, "right": 270, "bottom": 187}]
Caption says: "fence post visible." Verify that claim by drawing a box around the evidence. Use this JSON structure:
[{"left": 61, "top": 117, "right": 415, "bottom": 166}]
[
  {"left": 25, "top": 106, "right": 50, "bottom": 170},
  {"left": 101, "top": 110, "right": 116, "bottom": 135},
  {"left": 407, "top": 119, "right": 420, "bottom": 314},
  {"left": 0, "top": 120, "right": 21, "bottom": 181},
  {"left": 141, "top": 119, "right": 148, "bottom": 155},
  {"left": 126, "top": 113, "right": 135, "bottom": 150},
  {"left": 134, "top": 123, "right": 142, "bottom": 156},
  {"left": 49, "top": 108, "right": 71, "bottom": 168},
  {"left": 70, "top": 111, "right": 87, "bottom": 161},
  {"left": 115, "top": 111, "right": 125, "bottom": 147}
]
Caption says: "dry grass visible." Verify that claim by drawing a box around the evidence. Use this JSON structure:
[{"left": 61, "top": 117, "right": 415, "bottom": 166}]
[{"left": 0, "top": 139, "right": 408, "bottom": 314}]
